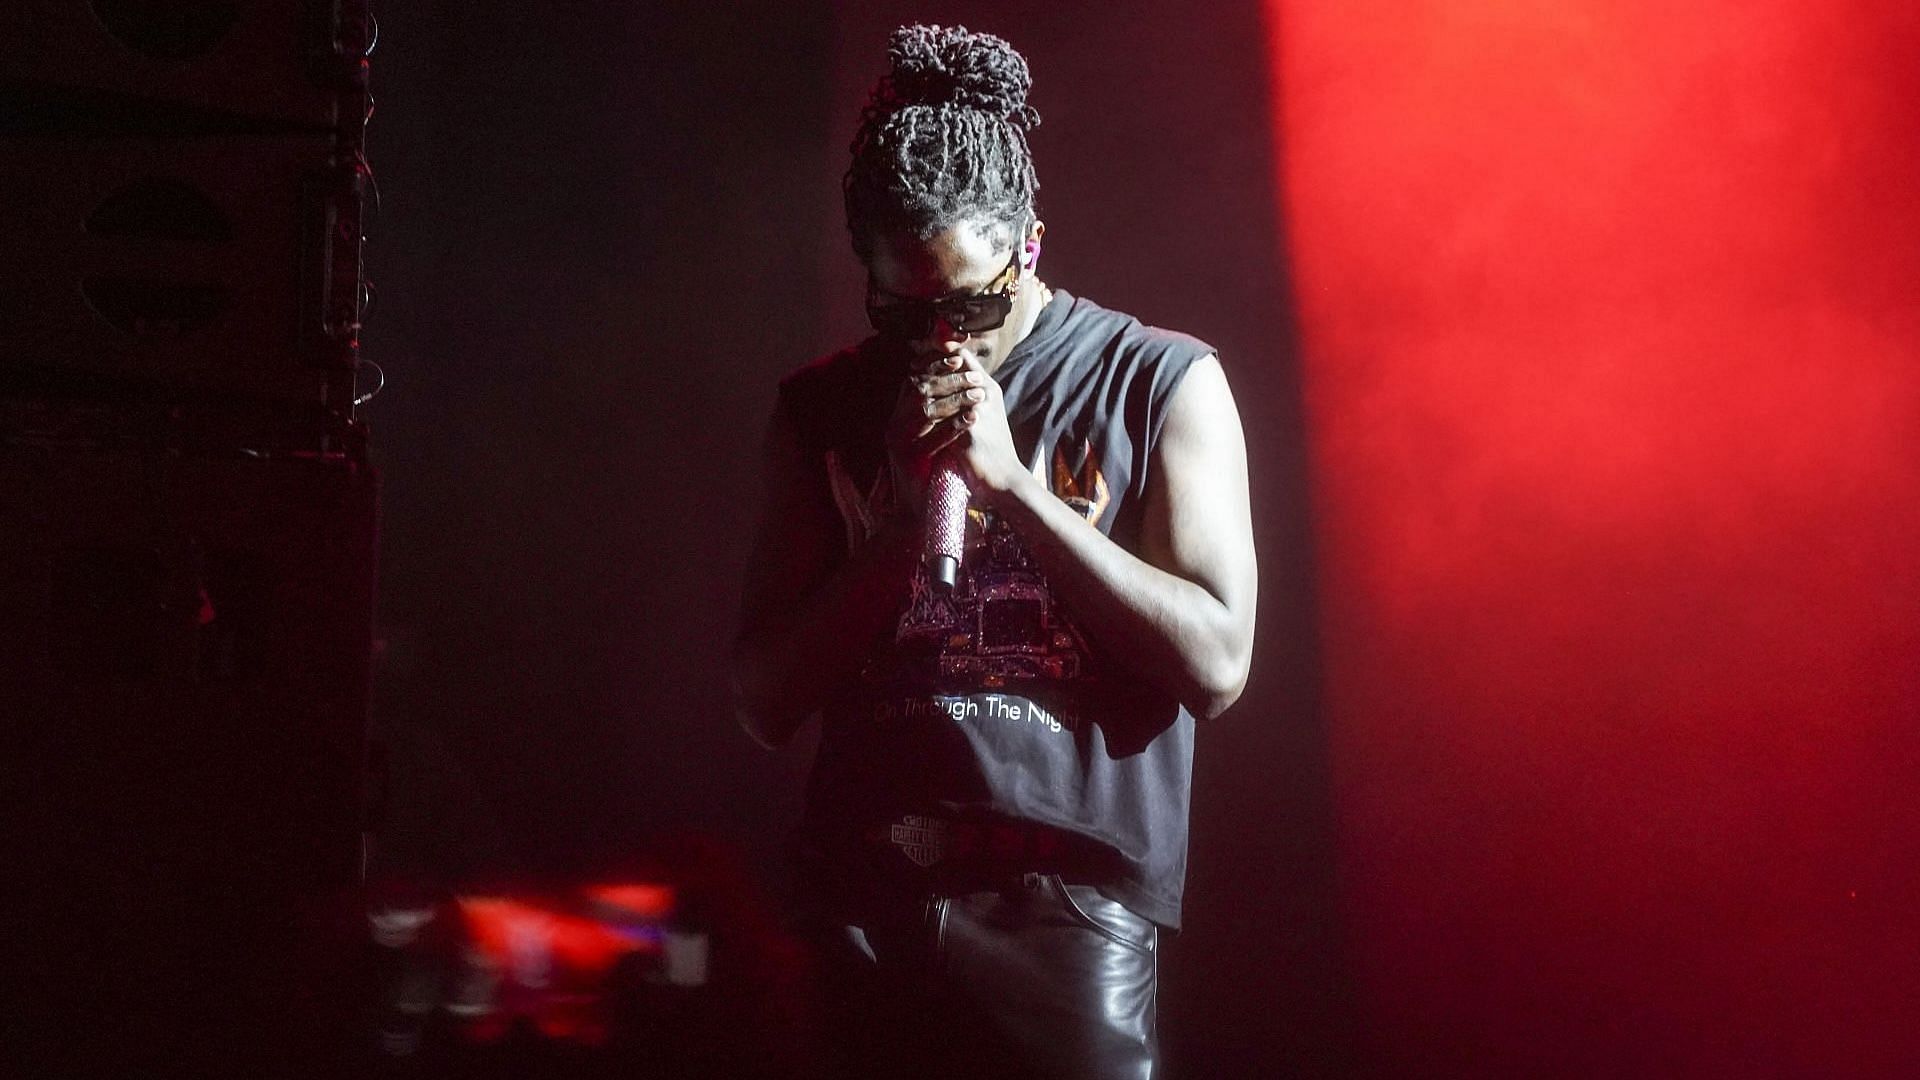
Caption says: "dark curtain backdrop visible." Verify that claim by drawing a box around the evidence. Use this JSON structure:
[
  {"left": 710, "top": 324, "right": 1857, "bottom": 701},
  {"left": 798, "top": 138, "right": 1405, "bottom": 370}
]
[
  {"left": 366, "top": 3, "right": 1334, "bottom": 1076},
  {"left": 366, "top": 4, "right": 833, "bottom": 874}
]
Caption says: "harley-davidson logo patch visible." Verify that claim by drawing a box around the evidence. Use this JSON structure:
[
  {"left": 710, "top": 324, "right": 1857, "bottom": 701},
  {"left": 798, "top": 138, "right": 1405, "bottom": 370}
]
[{"left": 889, "top": 815, "right": 950, "bottom": 868}]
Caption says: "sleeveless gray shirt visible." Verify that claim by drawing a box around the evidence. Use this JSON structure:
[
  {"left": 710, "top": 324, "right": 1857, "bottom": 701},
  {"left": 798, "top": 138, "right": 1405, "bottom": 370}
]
[{"left": 778, "top": 288, "right": 1213, "bottom": 927}]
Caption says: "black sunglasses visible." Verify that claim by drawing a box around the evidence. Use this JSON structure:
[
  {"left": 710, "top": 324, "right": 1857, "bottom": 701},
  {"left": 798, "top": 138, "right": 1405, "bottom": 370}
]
[{"left": 865, "top": 245, "right": 1023, "bottom": 341}]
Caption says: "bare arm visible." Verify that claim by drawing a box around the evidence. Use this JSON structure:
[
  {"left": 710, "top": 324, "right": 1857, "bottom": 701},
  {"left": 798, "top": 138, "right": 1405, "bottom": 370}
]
[
  {"left": 730, "top": 359, "right": 983, "bottom": 747},
  {"left": 963, "top": 353, "right": 1258, "bottom": 718},
  {"left": 729, "top": 404, "right": 916, "bottom": 748}
]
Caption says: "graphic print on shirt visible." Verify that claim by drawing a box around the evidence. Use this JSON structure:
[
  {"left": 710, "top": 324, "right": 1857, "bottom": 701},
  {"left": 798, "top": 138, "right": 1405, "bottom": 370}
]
[
  {"left": 823, "top": 438, "right": 1109, "bottom": 688},
  {"left": 1049, "top": 436, "right": 1111, "bottom": 528}
]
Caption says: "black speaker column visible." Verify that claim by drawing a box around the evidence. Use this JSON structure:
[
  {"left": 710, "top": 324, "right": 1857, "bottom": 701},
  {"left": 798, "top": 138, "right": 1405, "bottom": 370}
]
[{"left": 1, "top": 4, "right": 379, "bottom": 1073}]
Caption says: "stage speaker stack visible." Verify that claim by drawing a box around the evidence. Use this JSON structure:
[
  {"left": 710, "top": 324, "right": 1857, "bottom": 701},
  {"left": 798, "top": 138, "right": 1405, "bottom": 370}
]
[{"left": 0, "top": 4, "right": 378, "bottom": 1074}]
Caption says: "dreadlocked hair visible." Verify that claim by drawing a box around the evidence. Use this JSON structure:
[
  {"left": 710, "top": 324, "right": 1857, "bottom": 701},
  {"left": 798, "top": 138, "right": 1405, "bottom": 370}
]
[{"left": 844, "top": 24, "right": 1041, "bottom": 261}]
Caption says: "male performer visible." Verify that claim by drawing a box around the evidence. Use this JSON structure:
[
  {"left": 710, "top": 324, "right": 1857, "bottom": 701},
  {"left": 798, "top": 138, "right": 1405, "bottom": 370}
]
[{"left": 732, "top": 24, "right": 1256, "bottom": 1079}]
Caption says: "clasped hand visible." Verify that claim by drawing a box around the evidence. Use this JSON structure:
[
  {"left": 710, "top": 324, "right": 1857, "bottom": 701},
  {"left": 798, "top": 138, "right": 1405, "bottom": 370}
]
[{"left": 884, "top": 350, "right": 1025, "bottom": 514}]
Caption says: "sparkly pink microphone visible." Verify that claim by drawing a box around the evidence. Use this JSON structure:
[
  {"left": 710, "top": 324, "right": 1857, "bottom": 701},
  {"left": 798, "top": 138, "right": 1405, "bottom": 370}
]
[{"left": 923, "top": 456, "right": 969, "bottom": 590}]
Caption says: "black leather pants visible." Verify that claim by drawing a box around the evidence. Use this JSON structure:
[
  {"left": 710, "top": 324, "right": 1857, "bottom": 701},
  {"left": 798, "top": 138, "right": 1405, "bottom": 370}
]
[{"left": 810, "top": 873, "right": 1158, "bottom": 1079}]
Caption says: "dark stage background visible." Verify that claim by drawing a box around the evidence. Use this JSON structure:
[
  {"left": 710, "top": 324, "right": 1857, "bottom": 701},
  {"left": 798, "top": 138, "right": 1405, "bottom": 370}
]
[{"left": 361, "top": 1, "right": 1918, "bottom": 1077}]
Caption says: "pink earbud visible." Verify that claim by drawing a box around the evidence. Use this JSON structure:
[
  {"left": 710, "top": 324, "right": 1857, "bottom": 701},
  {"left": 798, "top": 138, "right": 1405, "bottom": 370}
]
[{"left": 1024, "top": 240, "right": 1042, "bottom": 268}]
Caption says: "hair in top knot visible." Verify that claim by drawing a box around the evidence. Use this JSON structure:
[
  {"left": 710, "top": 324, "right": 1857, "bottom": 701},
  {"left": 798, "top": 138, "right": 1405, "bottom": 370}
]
[
  {"left": 873, "top": 24, "right": 1039, "bottom": 129},
  {"left": 844, "top": 24, "right": 1041, "bottom": 261}
]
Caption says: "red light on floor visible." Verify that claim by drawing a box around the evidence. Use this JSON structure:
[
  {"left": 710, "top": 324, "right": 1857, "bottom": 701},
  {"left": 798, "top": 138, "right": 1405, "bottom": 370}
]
[
  {"left": 451, "top": 884, "right": 674, "bottom": 1045},
  {"left": 583, "top": 882, "right": 675, "bottom": 921}
]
